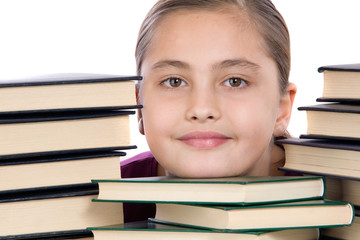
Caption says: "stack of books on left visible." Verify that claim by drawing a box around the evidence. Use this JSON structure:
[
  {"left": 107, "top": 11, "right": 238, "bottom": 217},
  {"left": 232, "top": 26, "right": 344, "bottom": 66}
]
[
  {"left": 87, "top": 175, "right": 354, "bottom": 239},
  {"left": 0, "top": 73, "right": 141, "bottom": 239},
  {"left": 276, "top": 63, "right": 360, "bottom": 240}
]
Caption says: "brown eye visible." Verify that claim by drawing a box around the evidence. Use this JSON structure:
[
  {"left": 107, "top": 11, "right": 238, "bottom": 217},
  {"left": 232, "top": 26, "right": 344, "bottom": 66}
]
[
  {"left": 224, "top": 77, "right": 247, "bottom": 88},
  {"left": 162, "top": 77, "right": 186, "bottom": 88}
]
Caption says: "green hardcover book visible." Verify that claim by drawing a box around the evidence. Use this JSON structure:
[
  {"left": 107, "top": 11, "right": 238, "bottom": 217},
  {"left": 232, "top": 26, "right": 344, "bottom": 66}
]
[
  {"left": 88, "top": 220, "right": 320, "bottom": 240},
  {"left": 92, "top": 176, "right": 325, "bottom": 205},
  {"left": 151, "top": 200, "right": 354, "bottom": 232},
  {"left": 320, "top": 209, "right": 360, "bottom": 240}
]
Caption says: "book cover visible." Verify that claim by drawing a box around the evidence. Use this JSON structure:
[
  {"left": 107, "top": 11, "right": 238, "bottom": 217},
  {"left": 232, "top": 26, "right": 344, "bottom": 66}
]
[
  {"left": 92, "top": 175, "right": 325, "bottom": 205},
  {"left": 88, "top": 220, "right": 319, "bottom": 240},
  {"left": 151, "top": 200, "right": 354, "bottom": 232},
  {"left": 318, "top": 63, "right": 360, "bottom": 72},
  {"left": 0, "top": 73, "right": 142, "bottom": 114},
  {"left": 276, "top": 138, "right": 360, "bottom": 180}
]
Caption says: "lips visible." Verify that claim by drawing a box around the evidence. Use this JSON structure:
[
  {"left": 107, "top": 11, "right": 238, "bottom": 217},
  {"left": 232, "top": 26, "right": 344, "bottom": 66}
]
[{"left": 178, "top": 131, "right": 231, "bottom": 149}]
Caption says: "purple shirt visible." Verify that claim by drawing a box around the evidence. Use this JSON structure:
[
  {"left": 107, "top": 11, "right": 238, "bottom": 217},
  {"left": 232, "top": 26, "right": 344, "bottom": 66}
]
[{"left": 120, "top": 151, "right": 158, "bottom": 222}]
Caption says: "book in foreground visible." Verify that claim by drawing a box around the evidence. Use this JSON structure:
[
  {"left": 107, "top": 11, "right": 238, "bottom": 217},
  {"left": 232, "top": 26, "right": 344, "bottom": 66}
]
[
  {"left": 321, "top": 209, "right": 359, "bottom": 240},
  {"left": 277, "top": 138, "right": 360, "bottom": 180},
  {"left": 0, "top": 73, "right": 141, "bottom": 114},
  {"left": 92, "top": 176, "right": 325, "bottom": 205},
  {"left": 317, "top": 63, "right": 360, "bottom": 102},
  {"left": 298, "top": 103, "right": 360, "bottom": 141},
  {"left": 152, "top": 200, "right": 354, "bottom": 232},
  {"left": 0, "top": 110, "right": 135, "bottom": 159},
  {"left": 0, "top": 184, "right": 123, "bottom": 237},
  {"left": 0, "top": 229, "right": 93, "bottom": 240},
  {"left": 88, "top": 220, "right": 319, "bottom": 240},
  {"left": 0, "top": 151, "right": 125, "bottom": 192}
]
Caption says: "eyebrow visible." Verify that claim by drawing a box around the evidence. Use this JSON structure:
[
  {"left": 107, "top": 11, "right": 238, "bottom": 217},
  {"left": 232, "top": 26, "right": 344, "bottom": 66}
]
[
  {"left": 213, "top": 59, "right": 260, "bottom": 71},
  {"left": 152, "top": 60, "right": 190, "bottom": 70},
  {"left": 151, "top": 58, "right": 260, "bottom": 71}
]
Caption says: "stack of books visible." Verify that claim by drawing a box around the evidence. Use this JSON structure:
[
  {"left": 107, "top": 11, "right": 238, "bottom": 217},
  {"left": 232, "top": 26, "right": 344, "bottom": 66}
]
[
  {"left": 276, "top": 63, "right": 360, "bottom": 239},
  {"left": 0, "top": 73, "right": 141, "bottom": 239},
  {"left": 88, "top": 175, "right": 354, "bottom": 239}
]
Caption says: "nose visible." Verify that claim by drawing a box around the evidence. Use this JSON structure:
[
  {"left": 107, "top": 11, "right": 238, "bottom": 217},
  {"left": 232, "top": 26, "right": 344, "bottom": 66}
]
[{"left": 185, "top": 87, "right": 221, "bottom": 122}]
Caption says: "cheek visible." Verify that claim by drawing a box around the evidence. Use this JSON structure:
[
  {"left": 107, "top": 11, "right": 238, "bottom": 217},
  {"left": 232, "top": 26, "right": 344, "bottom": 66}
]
[
  {"left": 141, "top": 94, "right": 181, "bottom": 138},
  {"left": 228, "top": 99, "right": 278, "bottom": 138}
]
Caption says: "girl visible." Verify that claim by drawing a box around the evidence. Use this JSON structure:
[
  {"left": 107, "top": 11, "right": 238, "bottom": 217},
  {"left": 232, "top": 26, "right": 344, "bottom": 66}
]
[{"left": 121, "top": 0, "right": 297, "bottom": 222}]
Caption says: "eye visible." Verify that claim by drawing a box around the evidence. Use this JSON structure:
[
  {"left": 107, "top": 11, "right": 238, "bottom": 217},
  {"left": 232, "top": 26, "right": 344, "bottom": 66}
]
[
  {"left": 223, "top": 77, "right": 248, "bottom": 88},
  {"left": 161, "top": 77, "right": 187, "bottom": 88}
]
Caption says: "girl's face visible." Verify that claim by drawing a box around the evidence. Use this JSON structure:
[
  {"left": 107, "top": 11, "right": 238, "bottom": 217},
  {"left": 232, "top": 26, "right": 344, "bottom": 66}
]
[{"left": 139, "top": 9, "right": 295, "bottom": 177}]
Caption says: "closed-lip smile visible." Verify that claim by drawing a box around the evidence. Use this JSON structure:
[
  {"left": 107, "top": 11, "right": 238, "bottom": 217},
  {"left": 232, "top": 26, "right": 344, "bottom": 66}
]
[{"left": 178, "top": 131, "right": 231, "bottom": 149}]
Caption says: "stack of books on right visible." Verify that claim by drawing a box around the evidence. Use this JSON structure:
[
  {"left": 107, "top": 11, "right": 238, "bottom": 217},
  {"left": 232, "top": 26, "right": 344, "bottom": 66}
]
[
  {"left": 277, "top": 63, "right": 360, "bottom": 240},
  {"left": 88, "top": 175, "right": 354, "bottom": 240}
]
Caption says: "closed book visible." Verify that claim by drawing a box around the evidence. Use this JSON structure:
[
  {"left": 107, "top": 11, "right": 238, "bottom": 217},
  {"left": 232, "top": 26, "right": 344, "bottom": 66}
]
[
  {"left": 277, "top": 138, "right": 360, "bottom": 180},
  {"left": 0, "top": 151, "right": 129, "bottom": 192},
  {"left": 317, "top": 63, "right": 360, "bottom": 102},
  {"left": 0, "top": 110, "right": 134, "bottom": 158},
  {"left": 0, "top": 73, "right": 141, "bottom": 114},
  {"left": 0, "top": 184, "right": 123, "bottom": 237},
  {"left": 315, "top": 176, "right": 360, "bottom": 207},
  {"left": 88, "top": 220, "right": 319, "bottom": 240},
  {"left": 92, "top": 176, "right": 325, "bottom": 205},
  {"left": 298, "top": 103, "right": 360, "bottom": 141},
  {"left": 320, "top": 209, "right": 360, "bottom": 240},
  {"left": 0, "top": 229, "right": 93, "bottom": 240},
  {"left": 152, "top": 200, "right": 354, "bottom": 232}
]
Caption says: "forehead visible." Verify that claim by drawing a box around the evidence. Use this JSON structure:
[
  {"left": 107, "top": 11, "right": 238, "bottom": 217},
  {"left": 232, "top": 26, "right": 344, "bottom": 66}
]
[{"left": 144, "top": 8, "right": 271, "bottom": 69}]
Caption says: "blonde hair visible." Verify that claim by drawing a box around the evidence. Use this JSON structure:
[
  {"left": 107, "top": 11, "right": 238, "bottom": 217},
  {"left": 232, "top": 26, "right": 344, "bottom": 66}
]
[{"left": 135, "top": 0, "right": 290, "bottom": 94}]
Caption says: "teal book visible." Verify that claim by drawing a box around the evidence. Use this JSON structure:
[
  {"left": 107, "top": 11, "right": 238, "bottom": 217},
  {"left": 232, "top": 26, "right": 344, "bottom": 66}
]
[
  {"left": 320, "top": 209, "right": 360, "bottom": 240},
  {"left": 0, "top": 73, "right": 142, "bottom": 114},
  {"left": 88, "top": 220, "right": 320, "bottom": 240},
  {"left": 92, "top": 175, "right": 325, "bottom": 205},
  {"left": 151, "top": 200, "right": 354, "bottom": 232}
]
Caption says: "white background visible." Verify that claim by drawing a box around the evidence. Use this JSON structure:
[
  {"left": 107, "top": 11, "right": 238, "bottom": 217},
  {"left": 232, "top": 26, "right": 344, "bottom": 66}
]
[{"left": 0, "top": 0, "right": 359, "bottom": 159}]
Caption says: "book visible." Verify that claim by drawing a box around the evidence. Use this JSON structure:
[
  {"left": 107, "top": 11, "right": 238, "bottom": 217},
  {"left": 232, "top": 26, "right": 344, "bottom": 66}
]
[
  {"left": 0, "top": 73, "right": 141, "bottom": 114},
  {"left": 88, "top": 220, "right": 320, "bottom": 240},
  {"left": 0, "top": 184, "right": 123, "bottom": 237},
  {"left": 0, "top": 151, "right": 128, "bottom": 192},
  {"left": 323, "top": 177, "right": 360, "bottom": 207},
  {"left": 92, "top": 175, "right": 325, "bottom": 205},
  {"left": 320, "top": 209, "right": 359, "bottom": 240},
  {"left": 0, "top": 229, "right": 93, "bottom": 240},
  {"left": 276, "top": 138, "right": 360, "bottom": 180},
  {"left": 298, "top": 103, "right": 360, "bottom": 140},
  {"left": 0, "top": 110, "right": 135, "bottom": 158},
  {"left": 317, "top": 63, "right": 360, "bottom": 102},
  {"left": 151, "top": 200, "right": 354, "bottom": 232}
]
